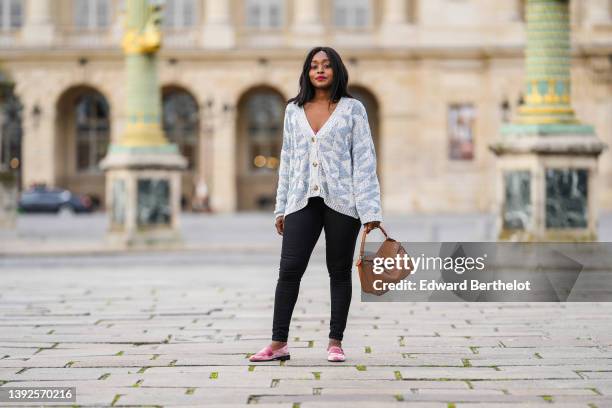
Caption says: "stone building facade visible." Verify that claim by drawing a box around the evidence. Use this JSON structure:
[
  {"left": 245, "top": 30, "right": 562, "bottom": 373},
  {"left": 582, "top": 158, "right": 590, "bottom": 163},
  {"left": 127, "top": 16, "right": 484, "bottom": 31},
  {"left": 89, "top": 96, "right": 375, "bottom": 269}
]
[{"left": 0, "top": 0, "right": 610, "bottom": 214}]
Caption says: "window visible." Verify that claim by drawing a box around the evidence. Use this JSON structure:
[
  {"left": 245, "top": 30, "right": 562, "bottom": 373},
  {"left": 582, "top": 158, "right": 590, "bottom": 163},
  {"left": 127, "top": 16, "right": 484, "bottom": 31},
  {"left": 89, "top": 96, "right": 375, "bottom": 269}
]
[
  {"left": 447, "top": 103, "right": 475, "bottom": 160},
  {"left": 163, "top": 0, "right": 197, "bottom": 29},
  {"left": 245, "top": 0, "right": 283, "bottom": 28},
  {"left": 333, "top": 0, "right": 371, "bottom": 28},
  {"left": 162, "top": 90, "right": 199, "bottom": 170},
  {"left": 74, "top": 0, "right": 110, "bottom": 29},
  {"left": 75, "top": 92, "right": 110, "bottom": 172},
  {"left": 0, "top": 0, "right": 22, "bottom": 30},
  {"left": 245, "top": 91, "right": 283, "bottom": 172},
  {"left": 0, "top": 87, "right": 22, "bottom": 172}
]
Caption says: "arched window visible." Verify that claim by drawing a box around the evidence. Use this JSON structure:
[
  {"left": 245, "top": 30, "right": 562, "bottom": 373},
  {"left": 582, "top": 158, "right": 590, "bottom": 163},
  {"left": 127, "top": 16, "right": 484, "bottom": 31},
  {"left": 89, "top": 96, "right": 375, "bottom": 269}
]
[
  {"left": 244, "top": 91, "right": 283, "bottom": 172},
  {"left": 0, "top": 0, "right": 22, "bottom": 30},
  {"left": 245, "top": 0, "right": 283, "bottom": 28},
  {"left": 74, "top": 0, "right": 110, "bottom": 29},
  {"left": 0, "top": 84, "right": 22, "bottom": 174},
  {"left": 75, "top": 92, "right": 110, "bottom": 172},
  {"left": 162, "top": 89, "right": 199, "bottom": 170},
  {"left": 163, "top": 0, "right": 197, "bottom": 28},
  {"left": 333, "top": 0, "right": 371, "bottom": 28}
]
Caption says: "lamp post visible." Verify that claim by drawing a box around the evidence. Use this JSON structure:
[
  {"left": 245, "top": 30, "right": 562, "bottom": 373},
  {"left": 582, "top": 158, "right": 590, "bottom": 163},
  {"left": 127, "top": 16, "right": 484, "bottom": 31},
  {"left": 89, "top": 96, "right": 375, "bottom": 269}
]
[
  {"left": 100, "top": 0, "right": 187, "bottom": 247},
  {"left": 489, "top": 0, "right": 607, "bottom": 241}
]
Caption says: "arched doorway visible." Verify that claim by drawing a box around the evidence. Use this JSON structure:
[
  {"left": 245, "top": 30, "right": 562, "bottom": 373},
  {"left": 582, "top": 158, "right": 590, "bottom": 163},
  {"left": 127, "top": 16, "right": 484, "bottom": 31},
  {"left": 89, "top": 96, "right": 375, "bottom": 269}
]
[
  {"left": 236, "top": 87, "right": 285, "bottom": 211},
  {"left": 162, "top": 86, "right": 200, "bottom": 210},
  {"left": 0, "top": 72, "right": 23, "bottom": 189},
  {"left": 348, "top": 86, "right": 381, "bottom": 180},
  {"left": 56, "top": 86, "right": 110, "bottom": 208}
]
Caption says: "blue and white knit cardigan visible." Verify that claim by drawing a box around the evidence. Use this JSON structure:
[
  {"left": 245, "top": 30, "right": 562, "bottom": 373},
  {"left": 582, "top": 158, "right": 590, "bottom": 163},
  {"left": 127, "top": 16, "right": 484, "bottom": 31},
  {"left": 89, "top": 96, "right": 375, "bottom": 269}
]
[{"left": 273, "top": 96, "right": 383, "bottom": 225}]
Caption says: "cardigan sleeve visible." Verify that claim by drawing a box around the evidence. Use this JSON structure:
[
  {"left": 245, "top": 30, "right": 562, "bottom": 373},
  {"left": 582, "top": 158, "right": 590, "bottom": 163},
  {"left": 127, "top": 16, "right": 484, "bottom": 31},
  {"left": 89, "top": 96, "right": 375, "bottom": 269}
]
[
  {"left": 351, "top": 101, "right": 383, "bottom": 224},
  {"left": 273, "top": 104, "right": 292, "bottom": 220}
]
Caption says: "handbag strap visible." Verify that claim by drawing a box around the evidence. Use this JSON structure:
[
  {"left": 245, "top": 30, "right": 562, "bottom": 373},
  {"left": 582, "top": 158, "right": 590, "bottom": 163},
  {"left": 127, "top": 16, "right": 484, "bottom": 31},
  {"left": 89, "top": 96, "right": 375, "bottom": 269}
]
[{"left": 356, "top": 224, "right": 388, "bottom": 266}]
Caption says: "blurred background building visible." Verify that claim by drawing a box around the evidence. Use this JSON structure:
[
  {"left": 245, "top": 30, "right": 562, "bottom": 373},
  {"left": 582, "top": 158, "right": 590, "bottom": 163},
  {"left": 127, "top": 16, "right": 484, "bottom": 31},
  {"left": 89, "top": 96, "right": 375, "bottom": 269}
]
[{"left": 0, "top": 0, "right": 610, "bottom": 215}]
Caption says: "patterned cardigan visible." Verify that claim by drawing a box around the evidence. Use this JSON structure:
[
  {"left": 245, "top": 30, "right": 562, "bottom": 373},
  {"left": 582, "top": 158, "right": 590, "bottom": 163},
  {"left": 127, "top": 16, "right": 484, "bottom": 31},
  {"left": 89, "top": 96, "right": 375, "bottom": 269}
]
[{"left": 273, "top": 96, "right": 383, "bottom": 225}]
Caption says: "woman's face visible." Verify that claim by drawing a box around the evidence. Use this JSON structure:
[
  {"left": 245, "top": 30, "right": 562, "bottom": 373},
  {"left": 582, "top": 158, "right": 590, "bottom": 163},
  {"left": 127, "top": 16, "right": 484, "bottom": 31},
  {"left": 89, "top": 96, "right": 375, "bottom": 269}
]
[{"left": 308, "top": 50, "right": 334, "bottom": 90}]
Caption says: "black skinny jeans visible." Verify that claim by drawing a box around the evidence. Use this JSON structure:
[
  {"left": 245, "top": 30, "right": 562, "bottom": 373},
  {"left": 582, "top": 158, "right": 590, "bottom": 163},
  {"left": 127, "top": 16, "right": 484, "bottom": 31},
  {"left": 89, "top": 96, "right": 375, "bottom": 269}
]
[{"left": 272, "top": 196, "right": 362, "bottom": 342}]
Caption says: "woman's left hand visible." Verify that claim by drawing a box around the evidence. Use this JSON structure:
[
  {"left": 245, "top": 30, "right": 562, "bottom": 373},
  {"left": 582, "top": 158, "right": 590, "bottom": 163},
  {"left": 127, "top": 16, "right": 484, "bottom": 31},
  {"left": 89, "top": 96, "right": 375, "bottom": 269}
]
[{"left": 363, "top": 221, "right": 380, "bottom": 233}]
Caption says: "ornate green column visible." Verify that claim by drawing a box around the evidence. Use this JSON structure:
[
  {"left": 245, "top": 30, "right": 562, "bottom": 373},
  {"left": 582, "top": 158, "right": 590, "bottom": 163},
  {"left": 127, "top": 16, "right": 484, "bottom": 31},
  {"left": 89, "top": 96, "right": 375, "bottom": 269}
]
[
  {"left": 517, "top": 0, "right": 576, "bottom": 126},
  {"left": 120, "top": 0, "right": 166, "bottom": 146},
  {"left": 100, "top": 0, "right": 187, "bottom": 248},
  {"left": 490, "top": 0, "right": 607, "bottom": 242}
]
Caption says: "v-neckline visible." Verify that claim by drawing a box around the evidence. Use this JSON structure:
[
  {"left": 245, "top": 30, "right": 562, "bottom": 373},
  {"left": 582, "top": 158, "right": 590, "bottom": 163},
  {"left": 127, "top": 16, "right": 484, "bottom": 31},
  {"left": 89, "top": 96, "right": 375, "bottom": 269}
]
[{"left": 300, "top": 97, "right": 345, "bottom": 137}]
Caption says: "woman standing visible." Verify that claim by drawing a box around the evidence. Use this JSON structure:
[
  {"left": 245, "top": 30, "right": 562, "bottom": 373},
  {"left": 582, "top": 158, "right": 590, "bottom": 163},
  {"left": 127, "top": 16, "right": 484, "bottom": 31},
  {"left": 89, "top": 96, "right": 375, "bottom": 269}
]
[{"left": 250, "top": 46, "right": 383, "bottom": 363}]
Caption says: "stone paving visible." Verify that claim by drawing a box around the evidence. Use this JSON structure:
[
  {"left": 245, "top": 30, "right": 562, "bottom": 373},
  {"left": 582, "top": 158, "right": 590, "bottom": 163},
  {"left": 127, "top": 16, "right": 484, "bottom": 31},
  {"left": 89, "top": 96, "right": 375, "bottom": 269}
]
[
  {"left": 1, "top": 213, "right": 612, "bottom": 406},
  {"left": 1, "top": 250, "right": 612, "bottom": 407}
]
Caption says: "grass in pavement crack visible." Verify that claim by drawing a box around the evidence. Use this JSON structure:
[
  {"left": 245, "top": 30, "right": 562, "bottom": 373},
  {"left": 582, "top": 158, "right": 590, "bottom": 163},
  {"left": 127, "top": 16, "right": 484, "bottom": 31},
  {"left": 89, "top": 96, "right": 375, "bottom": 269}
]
[
  {"left": 110, "top": 394, "right": 122, "bottom": 407},
  {"left": 588, "top": 388, "right": 602, "bottom": 396}
]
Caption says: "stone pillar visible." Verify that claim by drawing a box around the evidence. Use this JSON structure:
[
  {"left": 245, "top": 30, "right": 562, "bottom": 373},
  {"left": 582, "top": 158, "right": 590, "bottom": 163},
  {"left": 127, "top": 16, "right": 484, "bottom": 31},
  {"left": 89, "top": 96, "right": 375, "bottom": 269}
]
[
  {"left": 293, "top": 0, "right": 323, "bottom": 32},
  {"left": 201, "top": 0, "right": 235, "bottom": 49},
  {"left": 489, "top": 0, "right": 607, "bottom": 242},
  {"left": 292, "top": 0, "right": 324, "bottom": 45},
  {"left": 583, "top": 0, "right": 611, "bottom": 26},
  {"left": 100, "top": 0, "right": 187, "bottom": 248},
  {"left": 383, "top": 0, "right": 409, "bottom": 25},
  {"left": 22, "top": 0, "right": 55, "bottom": 46},
  {"left": 379, "top": 0, "right": 413, "bottom": 47}
]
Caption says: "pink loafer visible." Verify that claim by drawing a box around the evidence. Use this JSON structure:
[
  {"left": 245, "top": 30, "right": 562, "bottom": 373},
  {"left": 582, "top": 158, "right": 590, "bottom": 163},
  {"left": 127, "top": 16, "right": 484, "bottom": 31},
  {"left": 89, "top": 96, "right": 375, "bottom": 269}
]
[
  {"left": 249, "top": 344, "right": 290, "bottom": 362},
  {"left": 327, "top": 345, "right": 345, "bottom": 362}
]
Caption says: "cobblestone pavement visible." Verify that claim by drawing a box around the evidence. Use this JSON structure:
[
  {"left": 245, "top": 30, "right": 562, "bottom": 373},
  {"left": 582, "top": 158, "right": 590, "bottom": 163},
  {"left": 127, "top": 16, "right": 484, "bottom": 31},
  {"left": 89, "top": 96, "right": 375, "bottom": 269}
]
[{"left": 1, "top": 247, "right": 612, "bottom": 407}]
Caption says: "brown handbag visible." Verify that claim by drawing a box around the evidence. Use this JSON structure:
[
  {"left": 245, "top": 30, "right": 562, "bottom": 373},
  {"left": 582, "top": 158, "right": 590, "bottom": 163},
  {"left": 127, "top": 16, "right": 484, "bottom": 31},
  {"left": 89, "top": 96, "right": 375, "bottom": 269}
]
[{"left": 355, "top": 225, "right": 414, "bottom": 296}]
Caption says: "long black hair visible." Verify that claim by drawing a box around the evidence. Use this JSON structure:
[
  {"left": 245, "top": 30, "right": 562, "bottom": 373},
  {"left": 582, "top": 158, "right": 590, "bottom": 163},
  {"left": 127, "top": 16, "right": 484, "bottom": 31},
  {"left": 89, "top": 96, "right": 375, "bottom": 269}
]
[{"left": 287, "top": 46, "right": 353, "bottom": 107}]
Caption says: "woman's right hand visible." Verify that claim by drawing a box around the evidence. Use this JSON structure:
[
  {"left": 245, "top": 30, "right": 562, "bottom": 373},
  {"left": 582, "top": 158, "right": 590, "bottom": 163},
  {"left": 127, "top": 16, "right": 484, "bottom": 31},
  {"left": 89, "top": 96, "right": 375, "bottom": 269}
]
[{"left": 275, "top": 216, "right": 285, "bottom": 235}]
